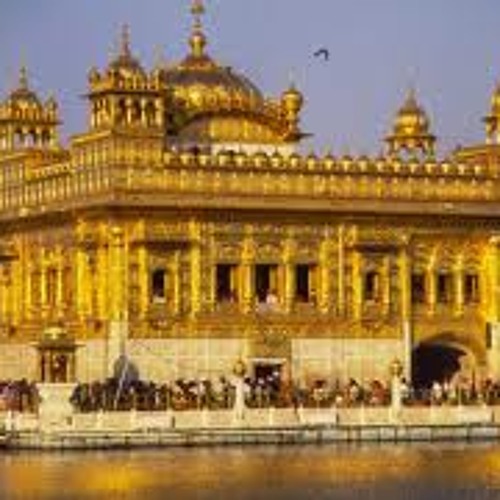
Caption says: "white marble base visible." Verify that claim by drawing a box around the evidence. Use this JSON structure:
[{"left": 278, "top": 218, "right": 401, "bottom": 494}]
[{"left": 37, "top": 383, "right": 76, "bottom": 428}]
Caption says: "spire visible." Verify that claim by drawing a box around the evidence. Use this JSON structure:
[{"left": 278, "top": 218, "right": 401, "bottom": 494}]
[
  {"left": 484, "top": 80, "right": 500, "bottom": 144},
  {"left": 189, "top": 0, "right": 207, "bottom": 57},
  {"left": 402, "top": 86, "right": 418, "bottom": 111},
  {"left": 119, "top": 23, "right": 131, "bottom": 59},
  {"left": 8, "top": 64, "right": 40, "bottom": 105},
  {"left": 107, "top": 23, "right": 145, "bottom": 76},
  {"left": 191, "top": 0, "right": 205, "bottom": 29}
]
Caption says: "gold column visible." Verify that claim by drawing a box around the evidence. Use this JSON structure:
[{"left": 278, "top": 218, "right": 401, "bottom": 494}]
[
  {"left": 55, "top": 247, "right": 63, "bottom": 315},
  {"left": 399, "top": 246, "right": 412, "bottom": 380},
  {"left": 75, "top": 244, "right": 90, "bottom": 319},
  {"left": 399, "top": 248, "right": 411, "bottom": 321},
  {"left": 110, "top": 96, "right": 117, "bottom": 126},
  {"left": 140, "top": 98, "right": 147, "bottom": 127},
  {"left": 488, "top": 240, "right": 500, "bottom": 321},
  {"left": 382, "top": 255, "right": 391, "bottom": 316},
  {"left": 318, "top": 239, "right": 331, "bottom": 313},
  {"left": 172, "top": 250, "right": 181, "bottom": 315},
  {"left": 10, "top": 256, "right": 21, "bottom": 326},
  {"left": 241, "top": 227, "right": 255, "bottom": 314},
  {"left": 189, "top": 221, "right": 202, "bottom": 316},
  {"left": 352, "top": 251, "right": 362, "bottom": 320},
  {"left": 156, "top": 98, "right": 164, "bottom": 127},
  {"left": 24, "top": 261, "right": 32, "bottom": 320},
  {"left": 95, "top": 244, "right": 107, "bottom": 319},
  {"left": 454, "top": 255, "right": 464, "bottom": 316},
  {"left": 126, "top": 98, "right": 133, "bottom": 125},
  {"left": 138, "top": 244, "right": 149, "bottom": 319},
  {"left": 282, "top": 237, "right": 295, "bottom": 313},
  {"left": 0, "top": 266, "right": 9, "bottom": 324},
  {"left": 426, "top": 251, "right": 436, "bottom": 316},
  {"left": 40, "top": 249, "right": 47, "bottom": 316},
  {"left": 18, "top": 240, "right": 31, "bottom": 321},
  {"left": 207, "top": 230, "right": 216, "bottom": 310},
  {"left": 337, "top": 225, "right": 346, "bottom": 316},
  {"left": 108, "top": 226, "right": 127, "bottom": 321}
]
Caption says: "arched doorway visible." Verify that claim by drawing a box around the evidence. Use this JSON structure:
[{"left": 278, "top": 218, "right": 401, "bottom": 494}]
[{"left": 412, "top": 343, "right": 469, "bottom": 389}]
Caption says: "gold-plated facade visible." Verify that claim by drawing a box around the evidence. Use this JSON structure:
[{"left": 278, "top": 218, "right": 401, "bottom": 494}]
[{"left": 1, "top": 2, "right": 500, "bottom": 385}]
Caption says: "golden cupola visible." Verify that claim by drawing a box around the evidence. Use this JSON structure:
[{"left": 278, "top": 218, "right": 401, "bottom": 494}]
[
  {"left": 0, "top": 66, "right": 59, "bottom": 152},
  {"left": 85, "top": 25, "right": 165, "bottom": 132},
  {"left": 483, "top": 82, "right": 500, "bottom": 144},
  {"left": 162, "top": 0, "right": 305, "bottom": 153},
  {"left": 385, "top": 88, "right": 436, "bottom": 159}
]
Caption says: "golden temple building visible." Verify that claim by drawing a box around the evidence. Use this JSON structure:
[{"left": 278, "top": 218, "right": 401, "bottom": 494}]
[{"left": 1, "top": 1, "right": 500, "bottom": 389}]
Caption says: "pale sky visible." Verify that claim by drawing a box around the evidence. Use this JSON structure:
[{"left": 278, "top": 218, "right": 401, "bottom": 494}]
[{"left": 1, "top": 0, "right": 499, "bottom": 157}]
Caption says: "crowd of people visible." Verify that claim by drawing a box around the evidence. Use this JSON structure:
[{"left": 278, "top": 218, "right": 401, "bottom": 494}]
[
  {"left": 0, "top": 375, "right": 499, "bottom": 413},
  {"left": 68, "top": 374, "right": 500, "bottom": 412},
  {"left": 0, "top": 380, "right": 39, "bottom": 412}
]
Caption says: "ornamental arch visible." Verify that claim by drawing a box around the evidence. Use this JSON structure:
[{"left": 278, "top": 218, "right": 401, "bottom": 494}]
[{"left": 412, "top": 331, "right": 485, "bottom": 389}]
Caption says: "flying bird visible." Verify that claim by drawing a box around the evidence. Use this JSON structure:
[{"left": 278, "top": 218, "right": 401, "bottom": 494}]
[{"left": 313, "top": 47, "right": 330, "bottom": 61}]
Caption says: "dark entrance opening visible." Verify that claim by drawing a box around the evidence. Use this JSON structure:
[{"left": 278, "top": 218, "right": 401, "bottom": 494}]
[
  {"left": 412, "top": 343, "right": 465, "bottom": 389},
  {"left": 253, "top": 362, "right": 282, "bottom": 391}
]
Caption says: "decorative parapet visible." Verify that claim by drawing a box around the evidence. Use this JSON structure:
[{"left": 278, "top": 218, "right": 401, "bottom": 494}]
[{"left": 0, "top": 149, "right": 496, "bottom": 217}]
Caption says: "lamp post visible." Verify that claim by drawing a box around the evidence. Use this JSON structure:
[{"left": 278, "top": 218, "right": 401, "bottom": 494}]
[
  {"left": 232, "top": 358, "right": 247, "bottom": 425},
  {"left": 390, "top": 358, "right": 403, "bottom": 423}
]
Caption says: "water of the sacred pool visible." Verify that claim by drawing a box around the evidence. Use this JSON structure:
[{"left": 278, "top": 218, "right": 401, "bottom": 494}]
[{"left": 0, "top": 443, "right": 499, "bottom": 499}]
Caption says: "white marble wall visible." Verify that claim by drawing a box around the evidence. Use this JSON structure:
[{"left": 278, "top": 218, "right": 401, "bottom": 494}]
[
  {"left": 0, "top": 337, "right": 404, "bottom": 385},
  {"left": 292, "top": 338, "right": 404, "bottom": 385},
  {"left": 0, "top": 344, "right": 37, "bottom": 380},
  {"left": 77, "top": 340, "right": 108, "bottom": 382},
  {"left": 126, "top": 338, "right": 245, "bottom": 381}
]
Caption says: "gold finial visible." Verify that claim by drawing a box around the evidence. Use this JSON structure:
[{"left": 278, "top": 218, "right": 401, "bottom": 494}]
[
  {"left": 19, "top": 65, "right": 29, "bottom": 90},
  {"left": 119, "top": 23, "right": 131, "bottom": 58},
  {"left": 191, "top": 0, "right": 205, "bottom": 28},
  {"left": 189, "top": 0, "right": 207, "bottom": 57}
]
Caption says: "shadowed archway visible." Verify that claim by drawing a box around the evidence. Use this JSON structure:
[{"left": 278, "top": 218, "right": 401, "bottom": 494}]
[{"left": 412, "top": 343, "right": 467, "bottom": 389}]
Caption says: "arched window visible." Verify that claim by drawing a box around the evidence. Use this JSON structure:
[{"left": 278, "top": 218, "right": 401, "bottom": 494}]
[
  {"left": 411, "top": 273, "right": 426, "bottom": 304},
  {"left": 364, "top": 271, "right": 380, "bottom": 302},
  {"left": 437, "top": 272, "right": 452, "bottom": 304},
  {"left": 116, "top": 99, "right": 127, "bottom": 125},
  {"left": 46, "top": 267, "right": 57, "bottom": 307},
  {"left": 145, "top": 101, "right": 156, "bottom": 127},
  {"left": 151, "top": 268, "right": 166, "bottom": 304},
  {"left": 464, "top": 273, "right": 479, "bottom": 304},
  {"left": 131, "top": 100, "right": 141, "bottom": 124}
]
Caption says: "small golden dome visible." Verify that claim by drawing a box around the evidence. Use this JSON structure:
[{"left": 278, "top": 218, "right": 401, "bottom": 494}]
[
  {"left": 385, "top": 88, "right": 435, "bottom": 158},
  {"left": 392, "top": 88, "right": 431, "bottom": 137},
  {"left": 281, "top": 83, "right": 304, "bottom": 114},
  {"left": 107, "top": 25, "right": 145, "bottom": 78},
  {"left": 7, "top": 66, "right": 41, "bottom": 107}
]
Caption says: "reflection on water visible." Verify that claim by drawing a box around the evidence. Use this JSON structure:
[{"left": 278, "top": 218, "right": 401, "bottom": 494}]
[{"left": 0, "top": 443, "right": 500, "bottom": 499}]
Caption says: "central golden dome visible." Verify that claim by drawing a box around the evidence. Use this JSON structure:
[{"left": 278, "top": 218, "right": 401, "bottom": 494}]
[
  {"left": 164, "top": 54, "right": 263, "bottom": 107},
  {"left": 160, "top": 0, "right": 303, "bottom": 149},
  {"left": 163, "top": 9, "right": 263, "bottom": 112}
]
